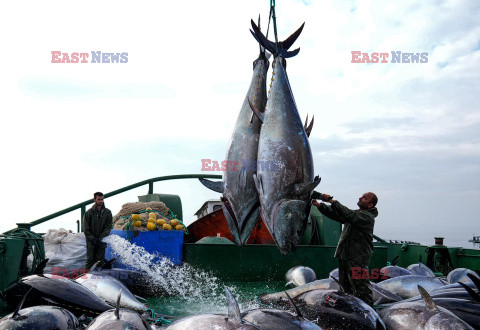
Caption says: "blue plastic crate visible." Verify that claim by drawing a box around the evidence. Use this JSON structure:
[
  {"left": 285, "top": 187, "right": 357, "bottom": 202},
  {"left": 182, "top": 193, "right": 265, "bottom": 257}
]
[{"left": 105, "top": 229, "right": 184, "bottom": 267}]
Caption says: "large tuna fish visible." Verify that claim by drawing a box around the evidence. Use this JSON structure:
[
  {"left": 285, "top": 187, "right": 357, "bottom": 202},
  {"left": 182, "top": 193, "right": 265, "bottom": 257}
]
[
  {"left": 75, "top": 273, "right": 148, "bottom": 312},
  {"left": 376, "top": 275, "right": 447, "bottom": 299},
  {"left": 279, "top": 289, "right": 385, "bottom": 329},
  {"left": 380, "top": 265, "right": 412, "bottom": 279},
  {"left": 0, "top": 289, "right": 79, "bottom": 329},
  {"left": 379, "top": 285, "right": 474, "bottom": 329},
  {"left": 242, "top": 308, "right": 321, "bottom": 329},
  {"left": 1, "top": 275, "right": 112, "bottom": 317},
  {"left": 447, "top": 268, "right": 480, "bottom": 284},
  {"left": 86, "top": 291, "right": 152, "bottom": 330},
  {"left": 407, "top": 262, "right": 436, "bottom": 277},
  {"left": 199, "top": 18, "right": 269, "bottom": 246},
  {"left": 249, "top": 19, "right": 321, "bottom": 255},
  {"left": 90, "top": 267, "right": 161, "bottom": 297},
  {"left": 285, "top": 266, "right": 317, "bottom": 287},
  {"left": 165, "top": 288, "right": 257, "bottom": 329}
]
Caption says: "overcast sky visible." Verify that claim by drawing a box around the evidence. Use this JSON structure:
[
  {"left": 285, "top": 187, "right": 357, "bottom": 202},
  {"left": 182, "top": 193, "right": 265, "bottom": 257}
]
[{"left": 1, "top": 0, "right": 479, "bottom": 248}]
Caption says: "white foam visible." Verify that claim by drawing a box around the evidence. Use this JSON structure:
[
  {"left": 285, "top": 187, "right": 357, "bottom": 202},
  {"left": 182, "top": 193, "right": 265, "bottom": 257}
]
[{"left": 103, "top": 234, "right": 252, "bottom": 314}]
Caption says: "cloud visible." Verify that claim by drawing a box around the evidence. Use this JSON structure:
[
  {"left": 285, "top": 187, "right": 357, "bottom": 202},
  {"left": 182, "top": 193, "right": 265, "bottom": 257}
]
[{"left": 1, "top": 0, "right": 479, "bottom": 248}]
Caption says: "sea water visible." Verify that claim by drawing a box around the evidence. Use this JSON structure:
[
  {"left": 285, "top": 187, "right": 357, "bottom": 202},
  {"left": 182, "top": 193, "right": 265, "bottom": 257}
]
[{"left": 103, "top": 235, "right": 284, "bottom": 317}]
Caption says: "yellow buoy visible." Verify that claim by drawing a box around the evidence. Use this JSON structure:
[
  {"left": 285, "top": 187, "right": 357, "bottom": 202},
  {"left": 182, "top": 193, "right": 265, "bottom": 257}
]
[
  {"left": 146, "top": 207, "right": 152, "bottom": 210},
  {"left": 132, "top": 220, "right": 142, "bottom": 227},
  {"left": 163, "top": 224, "right": 172, "bottom": 230},
  {"left": 148, "top": 218, "right": 156, "bottom": 223},
  {"left": 146, "top": 222, "right": 156, "bottom": 230},
  {"left": 156, "top": 219, "right": 166, "bottom": 226},
  {"left": 131, "top": 214, "right": 141, "bottom": 221},
  {"left": 149, "top": 212, "right": 156, "bottom": 220},
  {"left": 170, "top": 219, "right": 180, "bottom": 227},
  {"left": 175, "top": 225, "right": 185, "bottom": 231}
]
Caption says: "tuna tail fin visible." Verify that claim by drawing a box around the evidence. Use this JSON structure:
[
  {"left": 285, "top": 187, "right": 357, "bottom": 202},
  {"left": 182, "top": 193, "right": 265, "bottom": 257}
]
[
  {"left": 418, "top": 285, "right": 438, "bottom": 311},
  {"left": 284, "top": 291, "right": 304, "bottom": 318},
  {"left": 12, "top": 288, "right": 32, "bottom": 321},
  {"left": 115, "top": 289, "right": 122, "bottom": 319},
  {"left": 248, "top": 98, "right": 264, "bottom": 123},
  {"left": 293, "top": 176, "right": 321, "bottom": 197},
  {"left": 33, "top": 258, "right": 49, "bottom": 275},
  {"left": 304, "top": 114, "right": 314, "bottom": 137},
  {"left": 198, "top": 178, "right": 224, "bottom": 194},
  {"left": 225, "top": 287, "right": 242, "bottom": 324},
  {"left": 250, "top": 19, "right": 304, "bottom": 58},
  {"left": 458, "top": 281, "right": 480, "bottom": 303}
]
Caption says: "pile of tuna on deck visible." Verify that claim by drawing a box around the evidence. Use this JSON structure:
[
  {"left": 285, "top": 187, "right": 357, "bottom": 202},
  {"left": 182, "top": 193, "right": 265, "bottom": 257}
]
[
  {"left": 2, "top": 260, "right": 479, "bottom": 329},
  {"left": 257, "top": 263, "right": 480, "bottom": 329},
  {"left": 200, "top": 17, "right": 319, "bottom": 255}
]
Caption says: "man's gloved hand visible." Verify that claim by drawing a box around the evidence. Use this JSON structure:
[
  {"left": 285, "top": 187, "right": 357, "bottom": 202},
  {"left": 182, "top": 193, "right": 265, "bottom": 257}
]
[{"left": 92, "top": 238, "right": 99, "bottom": 245}]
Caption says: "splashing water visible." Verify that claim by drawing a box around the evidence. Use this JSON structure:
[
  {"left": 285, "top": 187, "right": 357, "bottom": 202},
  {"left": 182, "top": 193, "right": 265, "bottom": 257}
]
[{"left": 103, "top": 234, "right": 262, "bottom": 315}]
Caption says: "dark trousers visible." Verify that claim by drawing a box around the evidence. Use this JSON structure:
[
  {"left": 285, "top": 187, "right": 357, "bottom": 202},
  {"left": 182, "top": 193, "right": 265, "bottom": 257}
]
[
  {"left": 338, "top": 258, "right": 373, "bottom": 307},
  {"left": 85, "top": 240, "right": 107, "bottom": 269}
]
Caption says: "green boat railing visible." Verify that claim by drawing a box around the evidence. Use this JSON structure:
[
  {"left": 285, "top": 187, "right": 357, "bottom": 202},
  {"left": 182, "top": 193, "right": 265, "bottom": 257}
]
[{"left": 12, "top": 174, "right": 222, "bottom": 232}]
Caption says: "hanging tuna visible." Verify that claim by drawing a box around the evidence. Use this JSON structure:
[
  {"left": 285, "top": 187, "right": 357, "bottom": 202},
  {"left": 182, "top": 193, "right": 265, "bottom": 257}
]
[
  {"left": 199, "top": 17, "right": 270, "bottom": 246},
  {"left": 249, "top": 19, "right": 320, "bottom": 255}
]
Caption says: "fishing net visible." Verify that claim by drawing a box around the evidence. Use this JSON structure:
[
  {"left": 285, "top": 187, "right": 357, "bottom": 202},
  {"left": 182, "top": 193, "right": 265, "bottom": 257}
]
[{"left": 112, "top": 202, "right": 186, "bottom": 233}]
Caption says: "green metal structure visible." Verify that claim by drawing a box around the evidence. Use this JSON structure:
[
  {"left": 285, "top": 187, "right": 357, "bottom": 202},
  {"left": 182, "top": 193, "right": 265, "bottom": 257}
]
[{"left": 1, "top": 173, "right": 479, "bottom": 290}]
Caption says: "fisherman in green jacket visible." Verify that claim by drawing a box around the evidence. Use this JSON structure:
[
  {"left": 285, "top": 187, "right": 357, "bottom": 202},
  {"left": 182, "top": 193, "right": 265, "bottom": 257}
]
[
  {"left": 84, "top": 192, "right": 113, "bottom": 269},
  {"left": 312, "top": 192, "right": 378, "bottom": 307}
]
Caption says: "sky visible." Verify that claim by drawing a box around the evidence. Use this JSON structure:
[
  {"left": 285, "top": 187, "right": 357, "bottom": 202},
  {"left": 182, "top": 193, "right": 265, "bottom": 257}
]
[{"left": 1, "top": 0, "right": 479, "bottom": 248}]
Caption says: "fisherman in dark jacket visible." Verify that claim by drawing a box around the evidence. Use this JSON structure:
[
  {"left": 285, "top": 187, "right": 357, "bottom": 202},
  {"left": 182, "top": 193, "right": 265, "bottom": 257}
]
[
  {"left": 84, "top": 192, "right": 113, "bottom": 269},
  {"left": 312, "top": 192, "right": 378, "bottom": 307}
]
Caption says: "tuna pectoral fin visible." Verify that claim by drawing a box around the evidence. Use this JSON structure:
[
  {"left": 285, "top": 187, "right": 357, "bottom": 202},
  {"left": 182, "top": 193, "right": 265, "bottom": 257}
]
[
  {"left": 418, "top": 285, "right": 438, "bottom": 311},
  {"left": 225, "top": 287, "right": 242, "bottom": 324},
  {"left": 89, "top": 261, "right": 102, "bottom": 273},
  {"left": 284, "top": 291, "right": 304, "bottom": 318},
  {"left": 115, "top": 290, "right": 122, "bottom": 319},
  {"left": 253, "top": 174, "right": 263, "bottom": 196},
  {"left": 198, "top": 178, "right": 224, "bottom": 193},
  {"left": 223, "top": 205, "right": 242, "bottom": 246},
  {"left": 12, "top": 288, "right": 32, "bottom": 320},
  {"left": 304, "top": 114, "right": 314, "bottom": 137},
  {"left": 391, "top": 256, "right": 400, "bottom": 266},
  {"left": 467, "top": 273, "right": 480, "bottom": 291},
  {"left": 376, "top": 319, "right": 386, "bottom": 330},
  {"left": 34, "top": 258, "right": 49, "bottom": 275},
  {"left": 248, "top": 98, "right": 264, "bottom": 123},
  {"left": 458, "top": 282, "right": 480, "bottom": 303},
  {"left": 103, "top": 257, "right": 118, "bottom": 269},
  {"left": 330, "top": 276, "right": 345, "bottom": 292},
  {"left": 293, "top": 176, "right": 321, "bottom": 196},
  {"left": 239, "top": 207, "right": 261, "bottom": 245}
]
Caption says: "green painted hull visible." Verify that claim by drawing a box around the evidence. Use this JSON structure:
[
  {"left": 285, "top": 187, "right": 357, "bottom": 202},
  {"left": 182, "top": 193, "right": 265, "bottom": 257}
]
[
  {"left": 183, "top": 242, "right": 389, "bottom": 281},
  {"left": 183, "top": 241, "right": 479, "bottom": 281}
]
